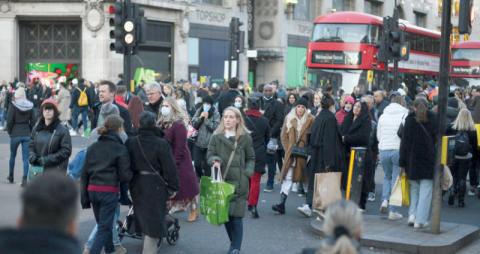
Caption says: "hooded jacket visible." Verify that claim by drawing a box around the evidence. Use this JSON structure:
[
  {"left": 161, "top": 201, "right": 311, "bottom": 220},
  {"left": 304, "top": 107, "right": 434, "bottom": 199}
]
[
  {"left": 191, "top": 106, "right": 221, "bottom": 149},
  {"left": 377, "top": 103, "right": 409, "bottom": 150},
  {"left": 6, "top": 99, "right": 35, "bottom": 137}
]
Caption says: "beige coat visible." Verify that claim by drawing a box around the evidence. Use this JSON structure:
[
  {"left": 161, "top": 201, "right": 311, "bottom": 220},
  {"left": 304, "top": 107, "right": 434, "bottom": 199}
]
[
  {"left": 280, "top": 112, "right": 314, "bottom": 182},
  {"left": 57, "top": 87, "right": 71, "bottom": 122}
]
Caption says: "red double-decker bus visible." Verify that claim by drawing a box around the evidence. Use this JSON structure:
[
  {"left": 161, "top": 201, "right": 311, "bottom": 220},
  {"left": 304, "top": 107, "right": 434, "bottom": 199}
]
[
  {"left": 306, "top": 11, "right": 441, "bottom": 93},
  {"left": 451, "top": 41, "right": 480, "bottom": 87}
]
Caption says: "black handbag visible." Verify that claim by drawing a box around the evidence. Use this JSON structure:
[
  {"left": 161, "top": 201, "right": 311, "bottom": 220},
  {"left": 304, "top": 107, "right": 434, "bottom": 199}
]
[{"left": 291, "top": 140, "right": 308, "bottom": 159}]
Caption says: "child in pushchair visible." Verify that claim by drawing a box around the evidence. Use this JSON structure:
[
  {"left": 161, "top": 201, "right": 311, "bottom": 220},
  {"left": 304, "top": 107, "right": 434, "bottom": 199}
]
[{"left": 117, "top": 206, "right": 180, "bottom": 246}]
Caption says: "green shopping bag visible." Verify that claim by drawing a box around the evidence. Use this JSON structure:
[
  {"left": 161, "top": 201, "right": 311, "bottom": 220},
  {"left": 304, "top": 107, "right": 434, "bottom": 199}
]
[
  {"left": 200, "top": 167, "right": 235, "bottom": 225},
  {"left": 28, "top": 164, "right": 44, "bottom": 182}
]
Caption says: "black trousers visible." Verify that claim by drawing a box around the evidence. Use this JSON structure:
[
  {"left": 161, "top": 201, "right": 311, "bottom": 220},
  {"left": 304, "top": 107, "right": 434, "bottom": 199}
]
[
  {"left": 451, "top": 158, "right": 471, "bottom": 201},
  {"left": 193, "top": 146, "right": 210, "bottom": 178},
  {"left": 224, "top": 216, "right": 243, "bottom": 251}
]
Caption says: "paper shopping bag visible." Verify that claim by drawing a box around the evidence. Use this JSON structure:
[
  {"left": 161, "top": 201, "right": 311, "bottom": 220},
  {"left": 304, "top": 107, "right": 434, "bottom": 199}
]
[
  {"left": 312, "top": 172, "right": 343, "bottom": 213},
  {"left": 390, "top": 176, "right": 402, "bottom": 207}
]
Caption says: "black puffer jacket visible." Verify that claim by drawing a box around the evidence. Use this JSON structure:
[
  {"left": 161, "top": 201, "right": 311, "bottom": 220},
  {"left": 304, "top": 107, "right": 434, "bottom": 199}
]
[
  {"left": 29, "top": 119, "right": 72, "bottom": 172},
  {"left": 259, "top": 97, "right": 285, "bottom": 138},
  {"left": 6, "top": 99, "right": 35, "bottom": 137},
  {"left": 81, "top": 132, "right": 132, "bottom": 201}
]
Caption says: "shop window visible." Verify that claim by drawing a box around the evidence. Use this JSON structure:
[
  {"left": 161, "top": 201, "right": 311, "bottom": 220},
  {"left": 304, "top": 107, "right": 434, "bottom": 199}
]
[
  {"left": 414, "top": 11, "right": 427, "bottom": 28},
  {"left": 364, "top": 0, "right": 383, "bottom": 16},
  {"left": 192, "top": 0, "right": 223, "bottom": 5},
  {"left": 294, "top": 0, "right": 319, "bottom": 21},
  {"left": 188, "top": 38, "right": 199, "bottom": 66},
  {"left": 333, "top": 0, "right": 354, "bottom": 11}
]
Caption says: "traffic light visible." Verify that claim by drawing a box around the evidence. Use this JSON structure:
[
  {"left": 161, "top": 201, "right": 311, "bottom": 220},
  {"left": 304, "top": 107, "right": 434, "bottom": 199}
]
[
  {"left": 389, "top": 30, "right": 409, "bottom": 60},
  {"left": 109, "top": 2, "right": 124, "bottom": 53},
  {"left": 229, "top": 17, "right": 243, "bottom": 59},
  {"left": 459, "top": 0, "right": 474, "bottom": 34}
]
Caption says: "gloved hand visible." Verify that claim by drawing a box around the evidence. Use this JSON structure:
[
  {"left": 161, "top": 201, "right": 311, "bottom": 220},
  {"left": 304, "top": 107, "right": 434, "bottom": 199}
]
[{"left": 29, "top": 155, "right": 39, "bottom": 165}]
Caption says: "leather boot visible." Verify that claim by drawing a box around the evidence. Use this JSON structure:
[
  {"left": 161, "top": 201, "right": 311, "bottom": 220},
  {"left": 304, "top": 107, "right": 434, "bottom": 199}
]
[
  {"left": 272, "top": 193, "right": 287, "bottom": 214},
  {"left": 250, "top": 206, "right": 259, "bottom": 218},
  {"left": 187, "top": 208, "right": 198, "bottom": 222}
]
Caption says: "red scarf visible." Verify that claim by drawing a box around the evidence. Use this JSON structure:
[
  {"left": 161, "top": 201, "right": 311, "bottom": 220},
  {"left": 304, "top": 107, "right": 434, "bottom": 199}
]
[
  {"left": 245, "top": 109, "right": 262, "bottom": 118},
  {"left": 115, "top": 95, "right": 128, "bottom": 109}
]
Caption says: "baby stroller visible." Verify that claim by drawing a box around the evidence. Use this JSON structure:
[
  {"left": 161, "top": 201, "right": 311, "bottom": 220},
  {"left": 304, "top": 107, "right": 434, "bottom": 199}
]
[{"left": 117, "top": 206, "right": 180, "bottom": 246}]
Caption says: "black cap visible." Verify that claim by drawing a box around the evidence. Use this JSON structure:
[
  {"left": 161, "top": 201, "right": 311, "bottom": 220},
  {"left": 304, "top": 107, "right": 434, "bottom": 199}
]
[{"left": 247, "top": 97, "right": 260, "bottom": 110}]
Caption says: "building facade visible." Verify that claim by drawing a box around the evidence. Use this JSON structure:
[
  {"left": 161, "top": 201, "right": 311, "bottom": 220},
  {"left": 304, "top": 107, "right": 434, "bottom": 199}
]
[
  {"left": 0, "top": 0, "right": 248, "bottom": 85},
  {"left": 0, "top": 0, "right": 477, "bottom": 87}
]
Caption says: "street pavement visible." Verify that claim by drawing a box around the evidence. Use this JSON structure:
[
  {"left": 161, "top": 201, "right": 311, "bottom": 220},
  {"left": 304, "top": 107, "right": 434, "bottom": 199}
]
[{"left": 0, "top": 132, "right": 479, "bottom": 254}]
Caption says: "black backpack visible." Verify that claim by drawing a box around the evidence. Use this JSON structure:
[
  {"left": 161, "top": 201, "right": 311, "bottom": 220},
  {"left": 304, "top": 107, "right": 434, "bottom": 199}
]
[{"left": 454, "top": 131, "right": 471, "bottom": 156}]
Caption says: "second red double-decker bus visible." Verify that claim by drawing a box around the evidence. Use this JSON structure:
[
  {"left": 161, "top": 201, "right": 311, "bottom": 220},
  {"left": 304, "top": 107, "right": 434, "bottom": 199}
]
[
  {"left": 451, "top": 41, "right": 480, "bottom": 87},
  {"left": 306, "top": 11, "right": 441, "bottom": 94}
]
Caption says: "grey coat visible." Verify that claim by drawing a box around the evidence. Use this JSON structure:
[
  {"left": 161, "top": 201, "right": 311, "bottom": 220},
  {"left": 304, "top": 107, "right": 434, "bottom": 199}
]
[{"left": 191, "top": 107, "right": 220, "bottom": 148}]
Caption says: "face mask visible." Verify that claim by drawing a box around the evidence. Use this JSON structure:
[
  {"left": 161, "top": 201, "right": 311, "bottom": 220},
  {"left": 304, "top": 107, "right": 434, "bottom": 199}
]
[
  {"left": 161, "top": 106, "right": 171, "bottom": 116},
  {"left": 203, "top": 103, "right": 211, "bottom": 112},
  {"left": 345, "top": 107, "right": 352, "bottom": 112},
  {"left": 314, "top": 101, "right": 320, "bottom": 107},
  {"left": 195, "top": 97, "right": 203, "bottom": 104},
  {"left": 234, "top": 102, "right": 242, "bottom": 108},
  {"left": 263, "top": 95, "right": 273, "bottom": 100}
]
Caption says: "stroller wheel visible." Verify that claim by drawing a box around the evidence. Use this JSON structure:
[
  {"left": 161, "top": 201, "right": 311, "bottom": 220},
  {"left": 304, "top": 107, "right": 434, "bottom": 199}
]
[{"left": 166, "top": 229, "right": 179, "bottom": 246}]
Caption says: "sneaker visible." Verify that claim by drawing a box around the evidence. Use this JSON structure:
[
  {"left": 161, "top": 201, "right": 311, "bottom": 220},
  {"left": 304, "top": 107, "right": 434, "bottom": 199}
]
[
  {"left": 414, "top": 222, "right": 429, "bottom": 229},
  {"left": 468, "top": 188, "right": 475, "bottom": 196},
  {"left": 388, "top": 212, "right": 403, "bottom": 220},
  {"left": 408, "top": 215, "right": 415, "bottom": 226},
  {"left": 69, "top": 129, "right": 78, "bottom": 136},
  {"left": 291, "top": 183, "right": 298, "bottom": 192},
  {"left": 264, "top": 185, "right": 274, "bottom": 192},
  {"left": 114, "top": 245, "right": 127, "bottom": 254},
  {"left": 297, "top": 204, "right": 312, "bottom": 217},
  {"left": 20, "top": 177, "right": 27, "bottom": 188},
  {"left": 368, "top": 192, "right": 376, "bottom": 202},
  {"left": 379, "top": 200, "right": 388, "bottom": 214}
]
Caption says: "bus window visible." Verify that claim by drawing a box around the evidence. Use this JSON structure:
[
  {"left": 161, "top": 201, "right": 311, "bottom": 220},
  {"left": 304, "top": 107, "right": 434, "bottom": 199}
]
[
  {"left": 433, "top": 39, "right": 440, "bottom": 54},
  {"left": 312, "top": 24, "right": 371, "bottom": 43},
  {"left": 307, "top": 69, "right": 367, "bottom": 93},
  {"left": 369, "top": 25, "right": 382, "bottom": 44},
  {"left": 452, "top": 49, "right": 480, "bottom": 61}
]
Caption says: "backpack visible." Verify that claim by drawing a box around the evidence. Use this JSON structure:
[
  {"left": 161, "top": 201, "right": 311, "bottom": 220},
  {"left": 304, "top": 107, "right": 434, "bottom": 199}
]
[
  {"left": 454, "top": 131, "right": 471, "bottom": 156},
  {"left": 77, "top": 88, "right": 88, "bottom": 107}
]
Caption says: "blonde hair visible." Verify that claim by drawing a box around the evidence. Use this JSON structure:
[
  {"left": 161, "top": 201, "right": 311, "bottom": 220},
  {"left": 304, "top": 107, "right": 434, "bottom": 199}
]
[
  {"left": 453, "top": 108, "right": 475, "bottom": 131},
  {"left": 317, "top": 200, "right": 362, "bottom": 254},
  {"left": 157, "top": 97, "right": 189, "bottom": 127},
  {"left": 214, "top": 106, "right": 250, "bottom": 140}
]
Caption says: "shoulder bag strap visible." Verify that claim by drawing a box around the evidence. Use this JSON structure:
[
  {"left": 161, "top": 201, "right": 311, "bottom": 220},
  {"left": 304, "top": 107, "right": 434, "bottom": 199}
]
[
  {"left": 46, "top": 130, "right": 56, "bottom": 155},
  {"left": 135, "top": 136, "right": 168, "bottom": 186},
  {"left": 222, "top": 140, "right": 238, "bottom": 180}
]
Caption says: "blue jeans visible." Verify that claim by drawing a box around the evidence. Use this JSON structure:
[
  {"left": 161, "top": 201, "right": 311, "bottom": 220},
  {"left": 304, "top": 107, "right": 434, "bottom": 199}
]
[
  {"left": 379, "top": 150, "right": 401, "bottom": 212},
  {"left": 9, "top": 136, "right": 30, "bottom": 178},
  {"left": 0, "top": 108, "right": 5, "bottom": 128},
  {"left": 89, "top": 191, "right": 118, "bottom": 254},
  {"left": 224, "top": 216, "right": 243, "bottom": 251},
  {"left": 86, "top": 204, "right": 121, "bottom": 248},
  {"left": 72, "top": 106, "right": 89, "bottom": 131},
  {"left": 409, "top": 179, "right": 433, "bottom": 225}
]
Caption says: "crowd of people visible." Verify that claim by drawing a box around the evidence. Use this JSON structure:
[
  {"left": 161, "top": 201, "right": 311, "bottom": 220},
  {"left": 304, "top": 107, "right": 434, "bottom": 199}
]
[{"left": 1, "top": 75, "right": 480, "bottom": 254}]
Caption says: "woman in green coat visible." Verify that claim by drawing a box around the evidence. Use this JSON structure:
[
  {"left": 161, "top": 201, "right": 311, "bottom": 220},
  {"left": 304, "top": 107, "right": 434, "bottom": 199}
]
[{"left": 207, "top": 106, "right": 255, "bottom": 254}]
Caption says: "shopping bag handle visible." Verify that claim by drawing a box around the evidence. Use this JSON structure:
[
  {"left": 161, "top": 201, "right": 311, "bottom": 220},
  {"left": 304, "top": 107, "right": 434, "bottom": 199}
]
[{"left": 211, "top": 166, "right": 223, "bottom": 182}]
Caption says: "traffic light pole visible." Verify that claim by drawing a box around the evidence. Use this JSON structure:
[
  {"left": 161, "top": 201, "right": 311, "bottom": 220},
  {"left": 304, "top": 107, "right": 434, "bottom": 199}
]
[
  {"left": 124, "top": 48, "right": 132, "bottom": 91},
  {"left": 431, "top": 0, "right": 451, "bottom": 234}
]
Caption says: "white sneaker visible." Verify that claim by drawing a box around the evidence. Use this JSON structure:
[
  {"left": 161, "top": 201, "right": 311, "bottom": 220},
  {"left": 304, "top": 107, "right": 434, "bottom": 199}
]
[
  {"left": 408, "top": 215, "right": 415, "bottom": 226},
  {"left": 69, "top": 129, "right": 78, "bottom": 136},
  {"left": 114, "top": 245, "right": 127, "bottom": 254},
  {"left": 368, "top": 192, "right": 376, "bottom": 202},
  {"left": 291, "top": 183, "right": 298, "bottom": 192},
  {"left": 297, "top": 204, "right": 312, "bottom": 217},
  {"left": 414, "top": 222, "right": 429, "bottom": 229},
  {"left": 468, "top": 189, "right": 475, "bottom": 196},
  {"left": 388, "top": 212, "right": 403, "bottom": 220},
  {"left": 379, "top": 200, "right": 388, "bottom": 214}
]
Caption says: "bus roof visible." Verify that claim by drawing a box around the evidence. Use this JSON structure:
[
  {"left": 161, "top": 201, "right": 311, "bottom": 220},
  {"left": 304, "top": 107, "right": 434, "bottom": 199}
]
[
  {"left": 313, "top": 11, "right": 440, "bottom": 38},
  {"left": 313, "top": 12, "right": 382, "bottom": 25},
  {"left": 452, "top": 41, "right": 480, "bottom": 49}
]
